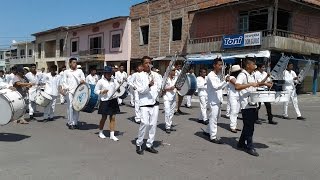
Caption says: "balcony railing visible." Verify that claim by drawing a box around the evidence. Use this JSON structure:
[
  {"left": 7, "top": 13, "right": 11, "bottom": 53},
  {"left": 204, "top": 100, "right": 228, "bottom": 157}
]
[{"left": 8, "top": 55, "right": 35, "bottom": 65}]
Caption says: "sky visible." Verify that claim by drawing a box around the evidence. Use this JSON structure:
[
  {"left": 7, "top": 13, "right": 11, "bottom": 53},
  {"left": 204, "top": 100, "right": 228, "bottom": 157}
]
[{"left": 0, "top": 0, "right": 145, "bottom": 48}]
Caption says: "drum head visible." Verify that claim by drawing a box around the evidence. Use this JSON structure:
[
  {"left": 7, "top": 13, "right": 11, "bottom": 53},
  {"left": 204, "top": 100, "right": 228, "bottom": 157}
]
[
  {"left": 40, "top": 91, "right": 52, "bottom": 100},
  {"left": 0, "top": 96, "right": 12, "bottom": 125},
  {"left": 73, "top": 84, "right": 90, "bottom": 111}
]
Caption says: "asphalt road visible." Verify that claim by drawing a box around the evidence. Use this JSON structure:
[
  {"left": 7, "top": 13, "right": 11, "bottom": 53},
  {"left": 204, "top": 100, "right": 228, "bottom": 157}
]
[{"left": 1, "top": 95, "right": 320, "bottom": 180}]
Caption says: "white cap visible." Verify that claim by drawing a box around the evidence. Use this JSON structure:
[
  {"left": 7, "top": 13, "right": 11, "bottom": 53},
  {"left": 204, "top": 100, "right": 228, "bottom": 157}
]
[
  {"left": 77, "top": 65, "right": 82, "bottom": 69},
  {"left": 231, "top": 65, "right": 241, "bottom": 73}
]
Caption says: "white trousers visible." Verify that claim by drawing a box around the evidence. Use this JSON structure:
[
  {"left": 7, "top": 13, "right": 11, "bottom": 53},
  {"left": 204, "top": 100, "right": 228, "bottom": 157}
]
[
  {"left": 129, "top": 88, "right": 134, "bottom": 106},
  {"left": 229, "top": 96, "right": 240, "bottom": 129},
  {"left": 185, "top": 95, "right": 192, "bottom": 107},
  {"left": 283, "top": 89, "right": 301, "bottom": 117},
  {"left": 28, "top": 100, "right": 37, "bottom": 116},
  {"left": 134, "top": 90, "right": 141, "bottom": 122},
  {"left": 60, "top": 94, "right": 65, "bottom": 103},
  {"left": 66, "top": 93, "right": 80, "bottom": 125},
  {"left": 164, "top": 98, "right": 176, "bottom": 129},
  {"left": 136, "top": 105, "right": 159, "bottom": 148},
  {"left": 206, "top": 103, "right": 221, "bottom": 140},
  {"left": 226, "top": 96, "right": 231, "bottom": 117},
  {"left": 43, "top": 96, "right": 57, "bottom": 119},
  {"left": 198, "top": 95, "right": 208, "bottom": 121}
]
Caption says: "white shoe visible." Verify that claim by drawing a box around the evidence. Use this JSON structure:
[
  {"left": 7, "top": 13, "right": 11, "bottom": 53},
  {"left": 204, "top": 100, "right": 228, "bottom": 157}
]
[
  {"left": 110, "top": 136, "right": 119, "bottom": 141},
  {"left": 99, "top": 132, "right": 107, "bottom": 139}
]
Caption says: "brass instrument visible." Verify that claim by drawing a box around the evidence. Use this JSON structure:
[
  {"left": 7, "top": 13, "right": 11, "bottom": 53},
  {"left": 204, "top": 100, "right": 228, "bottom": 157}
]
[
  {"left": 175, "top": 60, "right": 191, "bottom": 89},
  {"left": 159, "top": 52, "right": 178, "bottom": 97},
  {"left": 297, "top": 59, "right": 312, "bottom": 84}
]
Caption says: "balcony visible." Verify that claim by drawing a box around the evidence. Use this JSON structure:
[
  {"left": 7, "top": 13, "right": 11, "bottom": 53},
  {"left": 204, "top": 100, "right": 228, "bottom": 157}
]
[
  {"left": 187, "top": 30, "right": 320, "bottom": 55},
  {"left": 8, "top": 55, "right": 35, "bottom": 65},
  {"left": 45, "top": 52, "right": 56, "bottom": 58},
  {"left": 78, "top": 48, "right": 105, "bottom": 61}
]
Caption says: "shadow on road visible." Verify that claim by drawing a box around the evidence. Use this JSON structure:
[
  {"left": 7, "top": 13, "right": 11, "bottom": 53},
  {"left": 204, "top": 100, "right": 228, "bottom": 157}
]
[
  {"left": 78, "top": 122, "right": 99, "bottom": 130},
  {"left": 131, "top": 139, "right": 162, "bottom": 148},
  {"left": 0, "top": 133, "right": 30, "bottom": 142}
]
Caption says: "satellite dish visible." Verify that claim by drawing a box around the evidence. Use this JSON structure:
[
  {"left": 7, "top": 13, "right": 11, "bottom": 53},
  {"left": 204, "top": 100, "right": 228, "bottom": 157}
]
[{"left": 12, "top": 40, "right": 17, "bottom": 44}]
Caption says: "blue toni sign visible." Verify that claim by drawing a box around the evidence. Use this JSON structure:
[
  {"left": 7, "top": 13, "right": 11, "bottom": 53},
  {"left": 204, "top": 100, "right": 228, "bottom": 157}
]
[{"left": 222, "top": 34, "right": 244, "bottom": 49}]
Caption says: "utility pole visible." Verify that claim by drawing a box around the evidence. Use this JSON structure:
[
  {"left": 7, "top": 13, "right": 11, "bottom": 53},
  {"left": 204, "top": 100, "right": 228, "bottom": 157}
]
[{"left": 273, "top": 0, "right": 279, "bottom": 35}]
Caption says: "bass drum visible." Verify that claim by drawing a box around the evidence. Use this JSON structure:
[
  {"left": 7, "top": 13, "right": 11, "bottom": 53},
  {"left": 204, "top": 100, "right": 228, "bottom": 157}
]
[
  {"left": 114, "top": 82, "right": 128, "bottom": 99},
  {"left": 178, "top": 74, "right": 197, "bottom": 96},
  {"left": 0, "top": 89, "right": 26, "bottom": 125},
  {"left": 72, "top": 84, "right": 99, "bottom": 113}
]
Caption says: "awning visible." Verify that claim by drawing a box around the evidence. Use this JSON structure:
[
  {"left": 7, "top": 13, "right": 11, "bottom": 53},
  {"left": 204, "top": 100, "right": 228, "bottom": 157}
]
[
  {"left": 152, "top": 56, "right": 186, "bottom": 61},
  {"left": 186, "top": 50, "right": 271, "bottom": 65}
]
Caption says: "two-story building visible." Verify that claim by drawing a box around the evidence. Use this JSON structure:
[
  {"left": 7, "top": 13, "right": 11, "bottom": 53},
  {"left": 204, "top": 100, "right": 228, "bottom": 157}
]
[
  {"left": 66, "top": 16, "right": 131, "bottom": 74},
  {"left": 0, "top": 49, "right": 8, "bottom": 71},
  {"left": 130, "top": 0, "right": 320, "bottom": 92},
  {"left": 7, "top": 41, "right": 35, "bottom": 68}
]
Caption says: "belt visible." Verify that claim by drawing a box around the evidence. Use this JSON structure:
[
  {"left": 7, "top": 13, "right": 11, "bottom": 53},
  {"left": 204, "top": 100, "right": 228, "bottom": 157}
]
[{"left": 140, "top": 101, "right": 159, "bottom": 107}]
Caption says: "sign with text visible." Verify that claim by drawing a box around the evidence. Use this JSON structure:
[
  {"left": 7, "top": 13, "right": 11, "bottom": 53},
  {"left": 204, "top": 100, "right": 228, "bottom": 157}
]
[{"left": 223, "top": 32, "right": 261, "bottom": 49}]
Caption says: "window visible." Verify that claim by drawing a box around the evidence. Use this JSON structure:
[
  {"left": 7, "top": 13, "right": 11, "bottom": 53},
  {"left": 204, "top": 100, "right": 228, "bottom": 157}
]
[
  {"left": 89, "top": 36, "right": 102, "bottom": 54},
  {"left": 0, "top": 54, "right": 3, "bottom": 59},
  {"left": 239, "top": 15, "right": 249, "bottom": 33},
  {"left": 38, "top": 43, "right": 42, "bottom": 58},
  {"left": 20, "top": 49, "right": 25, "bottom": 58},
  {"left": 110, "top": 30, "right": 122, "bottom": 52},
  {"left": 171, "top": 18, "right": 182, "bottom": 41},
  {"left": 59, "top": 39, "right": 64, "bottom": 57},
  {"left": 28, "top": 49, "right": 32, "bottom": 56},
  {"left": 71, "top": 41, "right": 78, "bottom": 53},
  {"left": 140, "top": 25, "right": 149, "bottom": 45}
]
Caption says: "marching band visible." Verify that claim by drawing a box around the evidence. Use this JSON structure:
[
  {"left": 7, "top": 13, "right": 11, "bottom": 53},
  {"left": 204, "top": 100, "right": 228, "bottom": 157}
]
[{"left": 0, "top": 55, "right": 310, "bottom": 157}]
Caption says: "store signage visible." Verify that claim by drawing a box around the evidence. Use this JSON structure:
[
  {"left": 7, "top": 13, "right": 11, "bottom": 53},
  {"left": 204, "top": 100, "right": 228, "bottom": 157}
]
[{"left": 223, "top": 32, "right": 261, "bottom": 49}]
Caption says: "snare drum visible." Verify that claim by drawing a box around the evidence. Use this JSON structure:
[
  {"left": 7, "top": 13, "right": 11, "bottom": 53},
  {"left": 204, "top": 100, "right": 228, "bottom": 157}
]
[
  {"left": 72, "top": 84, "right": 98, "bottom": 113},
  {"left": 0, "top": 89, "right": 26, "bottom": 125},
  {"left": 250, "top": 91, "right": 276, "bottom": 103},
  {"left": 275, "top": 91, "right": 290, "bottom": 102},
  {"left": 35, "top": 91, "right": 52, "bottom": 107},
  {"left": 114, "top": 82, "right": 128, "bottom": 99},
  {"left": 178, "top": 74, "right": 197, "bottom": 96}
]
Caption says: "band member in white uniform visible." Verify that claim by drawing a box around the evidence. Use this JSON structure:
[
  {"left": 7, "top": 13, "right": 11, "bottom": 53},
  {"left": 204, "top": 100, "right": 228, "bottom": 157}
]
[
  {"left": 203, "top": 58, "right": 229, "bottom": 144},
  {"left": 6, "top": 66, "right": 17, "bottom": 86},
  {"left": 95, "top": 66, "right": 120, "bottom": 141},
  {"left": 228, "top": 65, "right": 242, "bottom": 133},
  {"left": 127, "top": 69, "right": 136, "bottom": 107},
  {"left": 115, "top": 65, "right": 127, "bottom": 105},
  {"left": 282, "top": 62, "right": 305, "bottom": 120},
  {"left": 62, "top": 57, "right": 85, "bottom": 129},
  {"left": 0, "top": 70, "right": 6, "bottom": 83},
  {"left": 197, "top": 68, "right": 209, "bottom": 125},
  {"left": 12, "top": 67, "right": 33, "bottom": 124},
  {"left": 135, "top": 56, "right": 161, "bottom": 155},
  {"left": 255, "top": 64, "right": 277, "bottom": 125},
  {"left": 163, "top": 67, "right": 178, "bottom": 134},
  {"left": 86, "top": 68, "right": 99, "bottom": 85},
  {"left": 235, "top": 57, "right": 272, "bottom": 157},
  {"left": 128, "top": 65, "right": 143, "bottom": 123},
  {"left": 184, "top": 68, "right": 195, "bottom": 108},
  {"left": 25, "top": 64, "right": 40, "bottom": 120},
  {"left": 59, "top": 66, "right": 66, "bottom": 104},
  {"left": 42, "top": 65, "right": 61, "bottom": 122},
  {"left": 175, "top": 64, "right": 186, "bottom": 115}
]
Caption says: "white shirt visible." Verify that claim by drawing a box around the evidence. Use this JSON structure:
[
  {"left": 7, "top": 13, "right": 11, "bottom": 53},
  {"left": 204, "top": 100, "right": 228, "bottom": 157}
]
[
  {"left": 134, "top": 71, "right": 162, "bottom": 106},
  {"left": 44, "top": 73, "right": 61, "bottom": 96},
  {"left": 25, "top": 72, "right": 40, "bottom": 92},
  {"left": 127, "top": 72, "right": 139, "bottom": 89},
  {"left": 206, "top": 71, "right": 228, "bottom": 105},
  {"left": 94, "top": 76, "right": 119, "bottom": 101},
  {"left": 62, "top": 69, "right": 85, "bottom": 94},
  {"left": 283, "top": 70, "right": 298, "bottom": 90},
  {"left": 6, "top": 73, "right": 15, "bottom": 86},
  {"left": 228, "top": 76, "right": 239, "bottom": 97},
  {"left": 86, "top": 74, "right": 99, "bottom": 85},
  {"left": 254, "top": 71, "right": 269, "bottom": 90},
  {"left": 115, "top": 71, "right": 128, "bottom": 83},
  {"left": 197, "top": 76, "right": 207, "bottom": 96},
  {"left": 236, "top": 70, "right": 257, "bottom": 109},
  {"left": 163, "top": 77, "right": 176, "bottom": 101}
]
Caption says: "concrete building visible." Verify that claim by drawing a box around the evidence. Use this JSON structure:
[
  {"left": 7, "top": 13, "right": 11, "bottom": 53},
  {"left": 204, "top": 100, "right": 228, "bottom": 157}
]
[
  {"left": 6, "top": 41, "right": 35, "bottom": 69},
  {"left": 66, "top": 16, "right": 131, "bottom": 74},
  {"left": 130, "top": 0, "right": 320, "bottom": 92},
  {"left": 0, "top": 50, "right": 7, "bottom": 71}
]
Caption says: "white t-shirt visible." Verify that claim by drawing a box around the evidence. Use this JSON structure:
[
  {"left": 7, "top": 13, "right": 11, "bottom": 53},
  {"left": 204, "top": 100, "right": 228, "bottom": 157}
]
[
  {"left": 6, "top": 73, "right": 15, "bottom": 86},
  {"left": 197, "top": 76, "right": 207, "bottom": 96},
  {"left": 254, "top": 71, "right": 270, "bottom": 90},
  {"left": 62, "top": 69, "right": 85, "bottom": 94},
  {"left": 86, "top": 74, "right": 99, "bottom": 85},
  {"left": 206, "top": 71, "right": 227, "bottom": 105},
  {"left": 115, "top": 71, "right": 128, "bottom": 83},
  {"left": 236, "top": 70, "right": 257, "bottom": 109},
  {"left": 94, "top": 77, "right": 119, "bottom": 101},
  {"left": 44, "top": 73, "right": 61, "bottom": 96},
  {"left": 163, "top": 77, "right": 177, "bottom": 101},
  {"left": 283, "top": 70, "right": 298, "bottom": 90},
  {"left": 228, "top": 76, "right": 239, "bottom": 97}
]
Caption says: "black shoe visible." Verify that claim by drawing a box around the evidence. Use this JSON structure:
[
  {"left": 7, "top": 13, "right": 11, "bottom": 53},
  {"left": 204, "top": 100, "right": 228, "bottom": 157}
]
[
  {"left": 170, "top": 128, "right": 177, "bottom": 132},
  {"left": 29, "top": 115, "right": 36, "bottom": 120},
  {"left": 146, "top": 146, "right": 158, "bottom": 154},
  {"left": 297, "top": 116, "right": 306, "bottom": 120},
  {"left": 246, "top": 148, "right": 259, "bottom": 157},
  {"left": 74, "top": 124, "right": 80, "bottom": 129},
  {"left": 165, "top": 129, "right": 171, "bottom": 134},
  {"left": 210, "top": 138, "right": 224, "bottom": 144},
  {"left": 268, "top": 120, "right": 278, "bottom": 125},
  {"left": 198, "top": 119, "right": 204, "bottom": 124},
  {"left": 230, "top": 129, "right": 237, "bottom": 133},
  {"left": 282, "top": 116, "right": 289, "bottom": 119},
  {"left": 177, "top": 110, "right": 187, "bottom": 115},
  {"left": 236, "top": 128, "right": 241, "bottom": 131},
  {"left": 69, "top": 125, "right": 76, "bottom": 130},
  {"left": 203, "top": 121, "right": 209, "bottom": 125},
  {"left": 136, "top": 145, "right": 144, "bottom": 155},
  {"left": 48, "top": 118, "right": 54, "bottom": 121},
  {"left": 202, "top": 131, "right": 210, "bottom": 137},
  {"left": 237, "top": 143, "right": 247, "bottom": 150}
]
